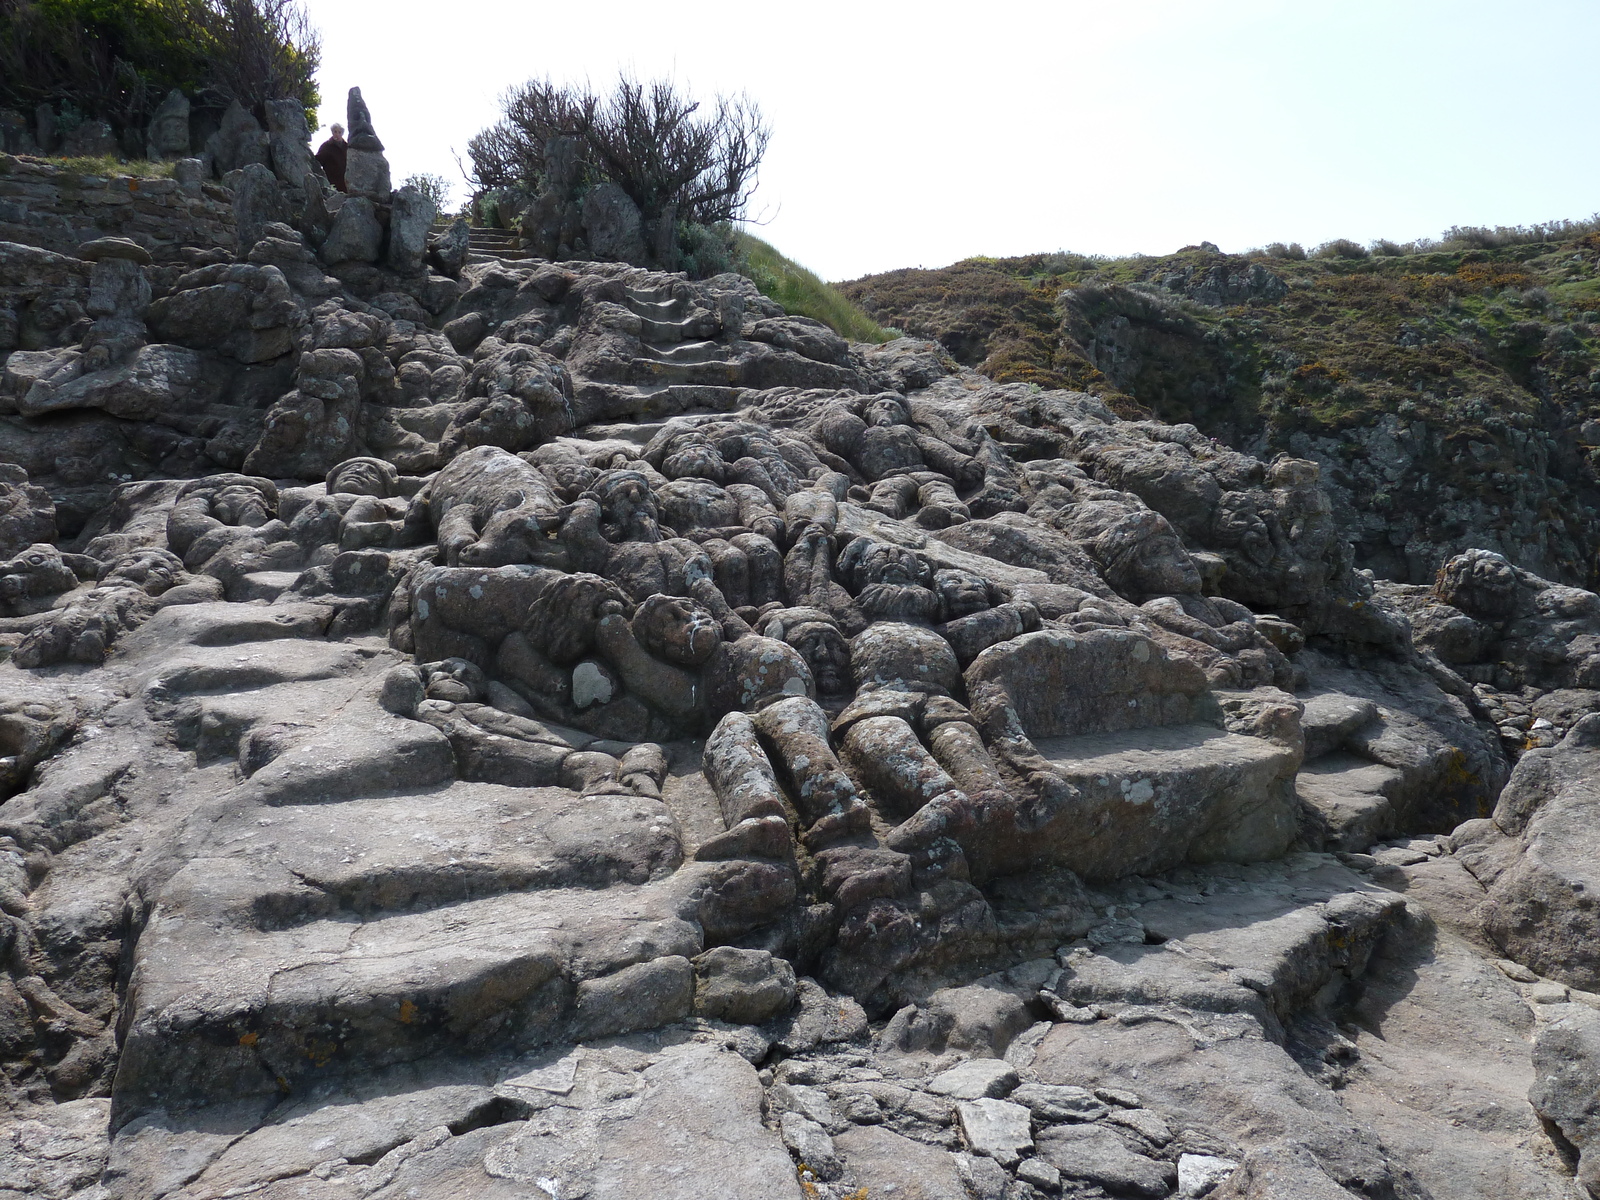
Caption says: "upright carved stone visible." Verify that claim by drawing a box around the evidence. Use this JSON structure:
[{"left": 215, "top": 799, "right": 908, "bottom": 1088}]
[
  {"left": 145, "top": 89, "right": 191, "bottom": 160},
  {"left": 343, "top": 87, "right": 391, "bottom": 202},
  {"left": 265, "top": 99, "right": 320, "bottom": 189}
]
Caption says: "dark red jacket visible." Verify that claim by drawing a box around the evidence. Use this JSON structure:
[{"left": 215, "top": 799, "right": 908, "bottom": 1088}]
[{"left": 315, "top": 136, "right": 347, "bottom": 192}]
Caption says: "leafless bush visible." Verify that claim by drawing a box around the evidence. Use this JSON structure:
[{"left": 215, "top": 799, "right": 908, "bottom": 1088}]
[
  {"left": 467, "top": 73, "right": 770, "bottom": 227},
  {"left": 198, "top": 0, "right": 321, "bottom": 121}
]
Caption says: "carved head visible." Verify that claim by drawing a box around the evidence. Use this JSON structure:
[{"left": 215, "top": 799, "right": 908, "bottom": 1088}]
[
  {"left": 211, "top": 483, "right": 275, "bottom": 529},
  {"left": 864, "top": 396, "right": 911, "bottom": 427},
  {"left": 763, "top": 606, "right": 851, "bottom": 696},
  {"left": 632, "top": 593, "right": 723, "bottom": 666},
  {"left": 326, "top": 456, "right": 399, "bottom": 498},
  {"left": 101, "top": 548, "right": 186, "bottom": 593},
  {"left": 0, "top": 544, "right": 78, "bottom": 604},
  {"left": 420, "top": 658, "right": 486, "bottom": 703},
  {"left": 934, "top": 569, "right": 1003, "bottom": 621},
  {"left": 1070, "top": 503, "right": 1201, "bottom": 597},
  {"left": 592, "top": 469, "right": 661, "bottom": 544},
  {"left": 524, "top": 572, "right": 630, "bottom": 664},
  {"left": 839, "top": 538, "right": 940, "bottom": 625}
]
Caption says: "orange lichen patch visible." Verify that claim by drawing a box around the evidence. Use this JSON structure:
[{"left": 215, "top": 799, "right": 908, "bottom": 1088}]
[
  {"left": 398, "top": 998, "right": 418, "bottom": 1024},
  {"left": 306, "top": 1039, "right": 338, "bottom": 1067},
  {"left": 238, "top": 1031, "right": 258, "bottom": 1046}
]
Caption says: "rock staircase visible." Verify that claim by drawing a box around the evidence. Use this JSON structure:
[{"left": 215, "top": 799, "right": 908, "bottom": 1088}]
[
  {"left": 428, "top": 223, "right": 530, "bottom": 262},
  {"left": 106, "top": 602, "right": 720, "bottom": 1128}
]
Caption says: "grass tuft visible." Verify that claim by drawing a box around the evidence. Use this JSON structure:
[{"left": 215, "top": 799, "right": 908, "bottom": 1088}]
[
  {"left": 24, "top": 154, "right": 175, "bottom": 179},
  {"left": 735, "top": 232, "right": 890, "bottom": 344}
]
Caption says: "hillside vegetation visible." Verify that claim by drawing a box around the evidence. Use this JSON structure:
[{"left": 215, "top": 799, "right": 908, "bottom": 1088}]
[
  {"left": 839, "top": 226, "right": 1600, "bottom": 588},
  {"left": 736, "top": 232, "right": 889, "bottom": 343}
]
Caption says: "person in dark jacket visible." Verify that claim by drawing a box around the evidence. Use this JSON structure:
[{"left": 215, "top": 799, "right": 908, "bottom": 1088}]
[{"left": 315, "top": 123, "right": 348, "bottom": 192}]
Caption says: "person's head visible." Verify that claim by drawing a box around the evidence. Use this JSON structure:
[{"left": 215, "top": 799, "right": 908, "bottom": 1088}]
[{"left": 330, "top": 123, "right": 345, "bottom": 139}]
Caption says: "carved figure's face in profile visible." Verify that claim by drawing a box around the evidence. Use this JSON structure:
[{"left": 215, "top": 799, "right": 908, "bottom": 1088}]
[
  {"left": 935, "top": 569, "right": 994, "bottom": 620},
  {"left": 1102, "top": 512, "right": 1201, "bottom": 597},
  {"left": 211, "top": 484, "right": 273, "bottom": 528},
  {"left": 633, "top": 593, "right": 723, "bottom": 666},
  {"left": 327, "top": 458, "right": 394, "bottom": 498},
  {"left": 791, "top": 622, "right": 851, "bottom": 695},
  {"left": 0, "top": 545, "right": 77, "bottom": 602}
]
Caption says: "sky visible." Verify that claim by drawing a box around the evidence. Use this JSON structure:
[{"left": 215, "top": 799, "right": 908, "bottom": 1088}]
[{"left": 307, "top": 0, "right": 1600, "bottom": 282}]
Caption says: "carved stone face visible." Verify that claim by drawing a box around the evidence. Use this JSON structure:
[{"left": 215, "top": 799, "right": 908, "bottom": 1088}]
[
  {"left": 864, "top": 397, "right": 911, "bottom": 427},
  {"left": 102, "top": 548, "right": 185, "bottom": 593},
  {"left": 632, "top": 593, "right": 723, "bottom": 666},
  {"left": 790, "top": 621, "right": 851, "bottom": 695},
  {"left": 844, "top": 539, "right": 929, "bottom": 593},
  {"left": 935, "top": 569, "right": 995, "bottom": 620},
  {"left": 420, "top": 657, "right": 487, "bottom": 703},
  {"left": 327, "top": 457, "right": 396, "bottom": 498},
  {"left": 211, "top": 484, "right": 274, "bottom": 528},
  {"left": 525, "top": 572, "right": 629, "bottom": 664},
  {"left": 594, "top": 470, "right": 661, "bottom": 543}
]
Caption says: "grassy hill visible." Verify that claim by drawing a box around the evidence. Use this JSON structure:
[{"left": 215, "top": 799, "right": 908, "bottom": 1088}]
[{"left": 838, "top": 226, "right": 1600, "bottom": 588}]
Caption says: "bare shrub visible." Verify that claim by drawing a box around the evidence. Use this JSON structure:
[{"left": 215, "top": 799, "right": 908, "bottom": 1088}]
[{"left": 467, "top": 73, "right": 769, "bottom": 229}]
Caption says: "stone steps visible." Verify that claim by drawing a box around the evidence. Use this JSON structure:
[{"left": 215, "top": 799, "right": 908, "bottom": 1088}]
[
  {"left": 1295, "top": 752, "right": 1404, "bottom": 851},
  {"left": 107, "top": 619, "right": 718, "bottom": 1129},
  {"left": 1029, "top": 722, "right": 1300, "bottom": 882}
]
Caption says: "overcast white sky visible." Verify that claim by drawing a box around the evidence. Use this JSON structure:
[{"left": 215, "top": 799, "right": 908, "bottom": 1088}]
[{"left": 308, "top": 0, "right": 1600, "bottom": 282}]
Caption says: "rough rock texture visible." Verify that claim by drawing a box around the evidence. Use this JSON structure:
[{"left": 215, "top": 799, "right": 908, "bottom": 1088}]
[{"left": 0, "top": 123, "right": 1595, "bottom": 1198}]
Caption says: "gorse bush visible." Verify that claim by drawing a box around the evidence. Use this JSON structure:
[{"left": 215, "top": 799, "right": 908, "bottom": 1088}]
[{"left": 0, "top": 0, "right": 320, "bottom": 139}]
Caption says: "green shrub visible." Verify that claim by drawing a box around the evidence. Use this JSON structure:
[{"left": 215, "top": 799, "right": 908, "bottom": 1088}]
[
  {"left": 734, "top": 232, "right": 889, "bottom": 343},
  {"left": 1314, "top": 238, "right": 1369, "bottom": 260},
  {"left": 0, "top": 0, "right": 320, "bottom": 141}
]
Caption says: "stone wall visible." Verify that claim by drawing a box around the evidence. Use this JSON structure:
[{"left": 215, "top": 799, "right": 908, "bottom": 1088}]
[{"left": 0, "top": 154, "right": 234, "bottom": 261}]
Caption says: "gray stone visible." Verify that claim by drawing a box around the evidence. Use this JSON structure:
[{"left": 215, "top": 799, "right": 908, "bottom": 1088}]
[
  {"left": 928, "top": 1057, "right": 1020, "bottom": 1100},
  {"left": 230, "top": 162, "right": 285, "bottom": 256},
  {"left": 1036, "top": 1123, "right": 1175, "bottom": 1197},
  {"left": 781, "top": 1111, "right": 841, "bottom": 1181},
  {"left": 265, "top": 99, "right": 319, "bottom": 188},
  {"left": 320, "top": 196, "right": 383, "bottom": 264},
  {"left": 957, "top": 1098, "right": 1034, "bottom": 1167},
  {"left": 387, "top": 184, "right": 437, "bottom": 274},
  {"left": 582, "top": 182, "right": 646, "bottom": 264},
  {"left": 1180, "top": 1152, "right": 1240, "bottom": 1197},
  {"left": 204, "top": 101, "right": 269, "bottom": 177},
  {"left": 571, "top": 955, "right": 694, "bottom": 1039},
  {"left": 834, "top": 1125, "right": 970, "bottom": 1199},
  {"left": 693, "top": 946, "right": 797, "bottom": 1024},
  {"left": 1529, "top": 1003, "right": 1600, "bottom": 1197}
]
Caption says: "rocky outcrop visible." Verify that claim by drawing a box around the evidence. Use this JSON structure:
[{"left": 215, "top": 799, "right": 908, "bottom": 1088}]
[{"left": 2, "top": 125, "right": 1599, "bottom": 1197}]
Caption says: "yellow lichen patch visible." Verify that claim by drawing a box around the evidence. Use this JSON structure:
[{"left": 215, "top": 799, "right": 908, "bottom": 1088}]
[{"left": 398, "top": 998, "right": 418, "bottom": 1024}]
